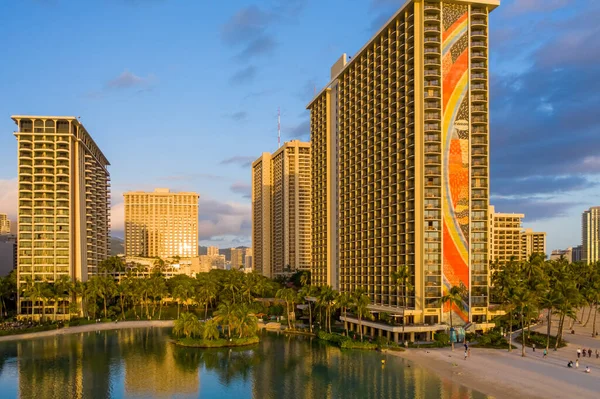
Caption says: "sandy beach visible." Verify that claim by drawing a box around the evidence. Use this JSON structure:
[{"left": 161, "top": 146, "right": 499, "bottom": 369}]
[
  {"left": 386, "top": 312, "right": 600, "bottom": 399},
  {"left": 0, "top": 320, "right": 174, "bottom": 343}
]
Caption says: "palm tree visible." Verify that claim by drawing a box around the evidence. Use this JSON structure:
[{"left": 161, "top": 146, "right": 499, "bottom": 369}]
[
  {"left": 98, "top": 276, "right": 117, "bottom": 319},
  {"left": 352, "top": 290, "right": 372, "bottom": 341},
  {"left": 236, "top": 305, "right": 258, "bottom": 338},
  {"left": 300, "top": 272, "right": 310, "bottom": 287},
  {"left": 55, "top": 275, "right": 72, "bottom": 320},
  {"left": 276, "top": 288, "right": 297, "bottom": 329},
  {"left": 392, "top": 265, "right": 412, "bottom": 340},
  {"left": 203, "top": 319, "right": 220, "bottom": 340},
  {"left": 153, "top": 257, "right": 166, "bottom": 273},
  {"left": 174, "top": 312, "right": 201, "bottom": 338},
  {"left": 20, "top": 276, "right": 35, "bottom": 319},
  {"left": 214, "top": 301, "right": 237, "bottom": 338},
  {"left": 512, "top": 286, "right": 533, "bottom": 357},
  {"left": 196, "top": 278, "right": 218, "bottom": 320},
  {"left": 337, "top": 292, "right": 354, "bottom": 336},
  {"left": 317, "top": 286, "right": 337, "bottom": 333},
  {"left": 299, "top": 285, "right": 318, "bottom": 333},
  {"left": 439, "top": 285, "right": 465, "bottom": 351}
]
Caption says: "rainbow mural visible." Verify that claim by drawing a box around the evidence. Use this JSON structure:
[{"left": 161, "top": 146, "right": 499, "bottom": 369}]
[{"left": 441, "top": 3, "right": 470, "bottom": 323}]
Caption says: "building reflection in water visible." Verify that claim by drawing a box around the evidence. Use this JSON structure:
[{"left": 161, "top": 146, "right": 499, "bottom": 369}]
[
  {"left": 0, "top": 329, "right": 484, "bottom": 399},
  {"left": 12, "top": 327, "right": 198, "bottom": 399}
]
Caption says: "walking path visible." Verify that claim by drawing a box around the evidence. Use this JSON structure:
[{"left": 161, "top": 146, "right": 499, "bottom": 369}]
[
  {"left": 386, "top": 309, "right": 600, "bottom": 399},
  {"left": 0, "top": 320, "right": 174, "bottom": 343}
]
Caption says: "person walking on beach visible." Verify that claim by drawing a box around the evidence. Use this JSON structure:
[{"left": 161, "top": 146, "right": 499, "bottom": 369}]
[
  {"left": 588, "top": 348, "right": 592, "bottom": 358},
  {"left": 464, "top": 350, "right": 468, "bottom": 360},
  {"left": 577, "top": 348, "right": 581, "bottom": 358},
  {"left": 543, "top": 349, "right": 547, "bottom": 359},
  {"left": 532, "top": 343, "right": 536, "bottom": 352},
  {"left": 583, "top": 348, "right": 586, "bottom": 358},
  {"left": 576, "top": 359, "right": 579, "bottom": 369},
  {"left": 596, "top": 349, "right": 599, "bottom": 359}
]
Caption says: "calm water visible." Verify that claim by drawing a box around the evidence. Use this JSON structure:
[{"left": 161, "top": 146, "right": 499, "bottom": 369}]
[{"left": 0, "top": 328, "right": 487, "bottom": 399}]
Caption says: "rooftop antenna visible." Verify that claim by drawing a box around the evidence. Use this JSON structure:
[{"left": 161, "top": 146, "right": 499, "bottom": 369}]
[{"left": 278, "top": 106, "right": 281, "bottom": 148}]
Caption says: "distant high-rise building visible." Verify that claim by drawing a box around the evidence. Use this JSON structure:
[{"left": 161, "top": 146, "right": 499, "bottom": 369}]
[
  {"left": 231, "top": 247, "right": 252, "bottom": 270},
  {"left": 550, "top": 247, "right": 575, "bottom": 262},
  {"left": 206, "top": 246, "right": 219, "bottom": 256},
  {"left": 582, "top": 207, "right": 600, "bottom": 264},
  {"left": 521, "top": 228, "right": 546, "bottom": 258},
  {"left": 124, "top": 189, "right": 199, "bottom": 259},
  {"left": 0, "top": 235, "right": 17, "bottom": 276},
  {"left": 308, "top": 0, "right": 499, "bottom": 330},
  {"left": 12, "top": 115, "right": 111, "bottom": 317},
  {"left": 489, "top": 206, "right": 523, "bottom": 265},
  {"left": 252, "top": 140, "right": 311, "bottom": 278},
  {"left": 198, "top": 254, "right": 226, "bottom": 272},
  {"left": 572, "top": 245, "right": 583, "bottom": 262},
  {"left": 0, "top": 214, "right": 10, "bottom": 235}
]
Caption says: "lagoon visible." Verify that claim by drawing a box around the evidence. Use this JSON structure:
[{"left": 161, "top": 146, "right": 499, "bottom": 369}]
[{"left": 0, "top": 328, "right": 487, "bottom": 398}]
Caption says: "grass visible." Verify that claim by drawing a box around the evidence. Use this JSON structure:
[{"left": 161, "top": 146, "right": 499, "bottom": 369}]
[
  {"left": 0, "top": 324, "right": 59, "bottom": 337},
  {"left": 173, "top": 336, "right": 260, "bottom": 348},
  {"left": 515, "top": 331, "right": 567, "bottom": 349}
]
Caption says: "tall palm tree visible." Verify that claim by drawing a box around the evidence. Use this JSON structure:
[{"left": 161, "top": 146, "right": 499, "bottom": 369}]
[
  {"left": 392, "top": 265, "right": 412, "bottom": 340},
  {"left": 439, "top": 285, "right": 465, "bottom": 351},
  {"left": 276, "top": 288, "right": 297, "bottom": 330},
  {"left": 352, "top": 289, "right": 372, "bottom": 341},
  {"left": 318, "top": 286, "right": 337, "bottom": 333},
  {"left": 55, "top": 275, "right": 72, "bottom": 320},
  {"left": 337, "top": 292, "right": 354, "bottom": 336},
  {"left": 512, "top": 286, "right": 533, "bottom": 357}
]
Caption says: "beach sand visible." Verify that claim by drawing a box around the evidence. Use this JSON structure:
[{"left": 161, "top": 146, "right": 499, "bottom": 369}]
[
  {"left": 386, "top": 311, "right": 600, "bottom": 399},
  {"left": 0, "top": 320, "right": 174, "bottom": 343}
]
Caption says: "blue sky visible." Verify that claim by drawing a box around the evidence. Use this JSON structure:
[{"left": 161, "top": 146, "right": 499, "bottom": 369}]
[{"left": 0, "top": 0, "right": 598, "bottom": 252}]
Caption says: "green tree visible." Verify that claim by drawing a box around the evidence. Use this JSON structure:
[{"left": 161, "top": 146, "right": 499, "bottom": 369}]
[
  {"left": 54, "top": 275, "right": 72, "bottom": 320},
  {"left": 352, "top": 289, "right": 372, "bottom": 341},
  {"left": 337, "top": 291, "right": 354, "bottom": 336},
  {"left": 439, "top": 285, "right": 465, "bottom": 351},
  {"left": 203, "top": 319, "right": 220, "bottom": 340},
  {"left": 391, "top": 265, "right": 412, "bottom": 340},
  {"left": 174, "top": 312, "right": 201, "bottom": 338},
  {"left": 276, "top": 288, "right": 297, "bottom": 330}
]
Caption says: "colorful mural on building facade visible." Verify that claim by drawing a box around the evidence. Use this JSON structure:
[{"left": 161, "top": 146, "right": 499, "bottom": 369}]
[{"left": 441, "top": 3, "right": 470, "bottom": 323}]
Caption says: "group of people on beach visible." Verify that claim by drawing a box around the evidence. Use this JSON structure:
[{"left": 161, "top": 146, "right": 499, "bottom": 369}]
[
  {"left": 576, "top": 347, "right": 599, "bottom": 359},
  {"left": 567, "top": 347, "right": 598, "bottom": 373}
]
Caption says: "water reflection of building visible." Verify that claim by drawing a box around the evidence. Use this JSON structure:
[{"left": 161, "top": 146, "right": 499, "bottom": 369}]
[
  {"left": 123, "top": 330, "right": 198, "bottom": 398},
  {"left": 17, "top": 332, "right": 111, "bottom": 398},
  {"left": 15, "top": 328, "right": 198, "bottom": 399}
]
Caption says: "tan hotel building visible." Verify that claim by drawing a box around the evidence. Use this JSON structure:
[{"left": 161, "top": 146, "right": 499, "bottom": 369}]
[
  {"left": 308, "top": 0, "right": 500, "bottom": 330},
  {"left": 488, "top": 206, "right": 523, "bottom": 264},
  {"left": 252, "top": 140, "right": 311, "bottom": 278},
  {"left": 522, "top": 228, "right": 546, "bottom": 258},
  {"left": 0, "top": 214, "right": 11, "bottom": 235},
  {"left": 124, "top": 189, "right": 199, "bottom": 259},
  {"left": 12, "top": 116, "right": 110, "bottom": 316}
]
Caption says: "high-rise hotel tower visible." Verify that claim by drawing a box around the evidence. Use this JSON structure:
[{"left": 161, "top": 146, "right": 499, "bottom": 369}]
[
  {"left": 124, "top": 189, "right": 199, "bottom": 259},
  {"left": 308, "top": 0, "right": 499, "bottom": 326},
  {"left": 252, "top": 140, "right": 311, "bottom": 278},
  {"left": 12, "top": 116, "right": 110, "bottom": 315}
]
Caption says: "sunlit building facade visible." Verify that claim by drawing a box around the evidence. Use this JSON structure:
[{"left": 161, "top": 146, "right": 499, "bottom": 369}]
[
  {"left": 582, "top": 207, "right": 600, "bottom": 264},
  {"left": 488, "top": 205, "right": 523, "bottom": 265},
  {"left": 521, "top": 228, "right": 546, "bottom": 258},
  {"left": 124, "top": 189, "right": 199, "bottom": 259},
  {"left": 308, "top": 0, "right": 499, "bottom": 327},
  {"left": 12, "top": 116, "right": 111, "bottom": 316},
  {"left": 252, "top": 141, "right": 311, "bottom": 278},
  {"left": 0, "top": 213, "right": 11, "bottom": 235}
]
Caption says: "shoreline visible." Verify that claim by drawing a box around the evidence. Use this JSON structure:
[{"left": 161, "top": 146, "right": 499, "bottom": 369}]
[
  {"left": 0, "top": 320, "right": 174, "bottom": 343},
  {"left": 386, "top": 346, "right": 600, "bottom": 399}
]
